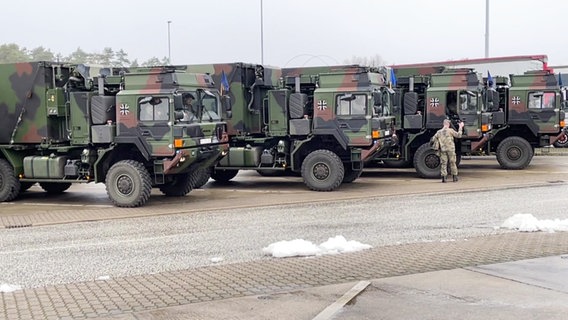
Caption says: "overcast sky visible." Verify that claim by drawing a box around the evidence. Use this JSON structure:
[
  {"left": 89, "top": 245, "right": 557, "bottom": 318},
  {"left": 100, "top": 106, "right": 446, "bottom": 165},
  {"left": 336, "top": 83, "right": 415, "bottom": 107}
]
[{"left": 2, "top": 0, "right": 566, "bottom": 67}]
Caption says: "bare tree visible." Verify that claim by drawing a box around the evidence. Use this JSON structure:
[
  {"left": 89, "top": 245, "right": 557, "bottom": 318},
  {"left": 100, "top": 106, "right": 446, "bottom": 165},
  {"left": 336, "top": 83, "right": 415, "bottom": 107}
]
[{"left": 344, "top": 54, "right": 386, "bottom": 67}]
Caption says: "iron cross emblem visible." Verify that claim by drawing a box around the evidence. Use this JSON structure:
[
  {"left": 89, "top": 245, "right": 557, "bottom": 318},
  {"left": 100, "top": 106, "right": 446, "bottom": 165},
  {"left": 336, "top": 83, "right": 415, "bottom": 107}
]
[
  {"left": 429, "top": 97, "right": 440, "bottom": 108},
  {"left": 317, "top": 100, "right": 327, "bottom": 111},
  {"left": 119, "top": 103, "right": 130, "bottom": 115},
  {"left": 511, "top": 96, "right": 521, "bottom": 105}
]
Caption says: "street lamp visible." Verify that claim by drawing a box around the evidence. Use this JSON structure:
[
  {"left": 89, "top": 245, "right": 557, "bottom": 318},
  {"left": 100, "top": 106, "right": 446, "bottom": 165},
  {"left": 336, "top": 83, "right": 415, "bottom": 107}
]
[
  {"left": 167, "top": 20, "right": 172, "bottom": 64},
  {"left": 260, "top": 0, "right": 264, "bottom": 64},
  {"left": 485, "top": 0, "right": 489, "bottom": 58}
]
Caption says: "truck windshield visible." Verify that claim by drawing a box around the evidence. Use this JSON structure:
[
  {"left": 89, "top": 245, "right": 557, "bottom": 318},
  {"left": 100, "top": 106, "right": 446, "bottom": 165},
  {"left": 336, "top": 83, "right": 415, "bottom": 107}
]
[
  {"left": 176, "top": 90, "right": 221, "bottom": 123},
  {"left": 200, "top": 91, "right": 221, "bottom": 121}
]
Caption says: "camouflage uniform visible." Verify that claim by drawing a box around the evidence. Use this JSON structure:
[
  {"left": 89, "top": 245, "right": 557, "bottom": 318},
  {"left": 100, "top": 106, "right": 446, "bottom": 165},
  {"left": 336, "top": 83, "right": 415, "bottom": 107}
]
[{"left": 434, "top": 126, "right": 462, "bottom": 177}]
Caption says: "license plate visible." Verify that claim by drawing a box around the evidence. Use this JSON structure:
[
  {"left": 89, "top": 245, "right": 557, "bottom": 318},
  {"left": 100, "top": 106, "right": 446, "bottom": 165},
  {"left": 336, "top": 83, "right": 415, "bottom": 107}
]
[{"left": 200, "top": 138, "right": 212, "bottom": 144}]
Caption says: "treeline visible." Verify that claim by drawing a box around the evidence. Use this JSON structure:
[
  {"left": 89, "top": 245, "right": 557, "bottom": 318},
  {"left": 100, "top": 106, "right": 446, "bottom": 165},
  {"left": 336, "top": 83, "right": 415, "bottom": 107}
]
[{"left": 0, "top": 43, "right": 169, "bottom": 67}]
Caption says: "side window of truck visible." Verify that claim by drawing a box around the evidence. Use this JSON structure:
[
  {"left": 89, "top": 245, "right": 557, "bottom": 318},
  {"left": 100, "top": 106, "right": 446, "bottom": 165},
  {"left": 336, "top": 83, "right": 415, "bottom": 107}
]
[
  {"left": 139, "top": 96, "right": 169, "bottom": 121},
  {"left": 336, "top": 93, "right": 367, "bottom": 116},
  {"left": 528, "top": 92, "right": 555, "bottom": 109}
]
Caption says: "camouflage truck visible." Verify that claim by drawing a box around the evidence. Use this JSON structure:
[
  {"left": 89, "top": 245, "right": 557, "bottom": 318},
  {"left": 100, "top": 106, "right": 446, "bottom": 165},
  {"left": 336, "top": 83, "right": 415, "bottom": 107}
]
[
  {"left": 377, "top": 67, "right": 566, "bottom": 178},
  {"left": 0, "top": 61, "right": 228, "bottom": 207},
  {"left": 484, "top": 70, "right": 566, "bottom": 161},
  {"left": 184, "top": 63, "right": 396, "bottom": 191}
]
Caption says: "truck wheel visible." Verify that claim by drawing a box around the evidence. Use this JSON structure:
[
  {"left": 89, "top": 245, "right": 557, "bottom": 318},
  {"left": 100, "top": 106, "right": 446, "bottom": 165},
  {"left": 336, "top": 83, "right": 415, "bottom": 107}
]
[
  {"left": 553, "top": 134, "right": 568, "bottom": 148},
  {"left": 211, "top": 169, "right": 239, "bottom": 183},
  {"left": 0, "top": 159, "right": 21, "bottom": 202},
  {"left": 301, "top": 149, "right": 344, "bottom": 191},
  {"left": 39, "top": 182, "right": 72, "bottom": 194},
  {"left": 413, "top": 143, "right": 441, "bottom": 179},
  {"left": 342, "top": 165, "right": 363, "bottom": 183},
  {"left": 192, "top": 167, "right": 211, "bottom": 189},
  {"left": 106, "top": 160, "right": 152, "bottom": 207},
  {"left": 159, "top": 172, "right": 194, "bottom": 196},
  {"left": 496, "top": 136, "right": 533, "bottom": 170}
]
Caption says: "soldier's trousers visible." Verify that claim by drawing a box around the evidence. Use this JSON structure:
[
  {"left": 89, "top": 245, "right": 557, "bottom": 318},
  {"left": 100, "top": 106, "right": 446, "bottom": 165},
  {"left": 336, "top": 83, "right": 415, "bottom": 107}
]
[{"left": 439, "top": 150, "right": 458, "bottom": 176}]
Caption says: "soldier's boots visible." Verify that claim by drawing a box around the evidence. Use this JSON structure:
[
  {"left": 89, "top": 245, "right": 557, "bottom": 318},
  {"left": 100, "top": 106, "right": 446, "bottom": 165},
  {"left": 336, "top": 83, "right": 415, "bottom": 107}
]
[
  {"left": 452, "top": 175, "right": 459, "bottom": 182},
  {"left": 442, "top": 176, "right": 447, "bottom": 183}
]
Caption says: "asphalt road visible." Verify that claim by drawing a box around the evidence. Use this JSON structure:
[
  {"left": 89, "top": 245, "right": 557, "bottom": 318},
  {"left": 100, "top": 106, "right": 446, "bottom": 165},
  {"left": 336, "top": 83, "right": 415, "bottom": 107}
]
[{"left": 1, "top": 173, "right": 567, "bottom": 289}]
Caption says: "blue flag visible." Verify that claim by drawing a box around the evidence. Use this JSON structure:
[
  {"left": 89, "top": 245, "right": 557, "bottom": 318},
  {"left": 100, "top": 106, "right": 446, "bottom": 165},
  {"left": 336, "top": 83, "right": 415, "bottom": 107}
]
[
  {"left": 390, "top": 68, "right": 397, "bottom": 87},
  {"left": 220, "top": 70, "right": 230, "bottom": 94},
  {"left": 487, "top": 71, "right": 494, "bottom": 88},
  {"left": 559, "top": 72, "right": 564, "bottom": 87}
]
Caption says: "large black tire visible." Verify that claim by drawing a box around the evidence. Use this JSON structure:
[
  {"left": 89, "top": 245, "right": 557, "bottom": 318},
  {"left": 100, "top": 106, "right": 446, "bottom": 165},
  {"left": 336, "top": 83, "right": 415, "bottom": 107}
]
[
  {"left": 342, "top": 164, "right": 363, "bottom": 183},
  {"left": 105, "top": 160, "right": 152, "bottom": 208},
  {"left": 191, "top": 167, "right": 211, "bottom": 189},
  {"left": 301, "top": 149, "right": 344, "bottom": 191},
  {"left": 159, "top": 172, "right": 194, "bottom": 196},
  {"left": 381, "top": 159, "right": 414, "bottom": 168},
  {"left": 553, "top": 134, "right": 568, "bottom": 148},
  {"left": 413, "top": 143, "right": 442, "bottom": 179},
  {"left": 496, "top": 136, "right": 533, "bottom": 170},
  {"left": 0, "top": 159, "right": 20, "bottom": 202},
  {"left": 211, "top": 169, "right": 239, "bottom": 183},
  {"left": 39, "top": 182, "right": 72, "bottom": 194}
]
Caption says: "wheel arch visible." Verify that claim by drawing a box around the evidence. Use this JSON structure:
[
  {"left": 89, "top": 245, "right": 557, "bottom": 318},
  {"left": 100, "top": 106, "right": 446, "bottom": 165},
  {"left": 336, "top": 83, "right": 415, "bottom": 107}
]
[
  {"left": 291, "top": 136, "right": 350, "bottom": 171},
  {"left": 94, "top": 144, "right": 148, "bottom": 183}
]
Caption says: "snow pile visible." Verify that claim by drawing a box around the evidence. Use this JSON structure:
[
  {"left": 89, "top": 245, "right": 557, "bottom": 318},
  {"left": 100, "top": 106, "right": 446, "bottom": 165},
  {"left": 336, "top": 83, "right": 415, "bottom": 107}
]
[
  {"left": 0, "top": 283, "right": 22, "bottom": 293},
  {"left": 263, "top": 235, "right": 372, "bottom": 258},
  {"left": 501, "top": 214, "right": 568, "bottom": 232}
]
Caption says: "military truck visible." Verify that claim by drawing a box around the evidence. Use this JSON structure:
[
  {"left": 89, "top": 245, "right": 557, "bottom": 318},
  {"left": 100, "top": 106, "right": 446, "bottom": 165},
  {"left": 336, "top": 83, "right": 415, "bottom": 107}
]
[
  {"left": 184, "top": 63, "right": 396, "bottom": 191},
  {"left": 377, "top": 67, "right": 566, "bottom": 178},
  {"left": 0, "top": 61, "right": 228, "bottom": 207},
  {"left": 484, "top": 70, "right": 566, "bottom": 159}
]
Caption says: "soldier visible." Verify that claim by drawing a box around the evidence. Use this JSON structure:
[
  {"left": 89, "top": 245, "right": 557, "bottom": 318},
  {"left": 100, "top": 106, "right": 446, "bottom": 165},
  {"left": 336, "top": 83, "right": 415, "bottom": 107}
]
[
  {"left": 180, "top": 93, "right": 196, "bottom": 122},
  {"left": 433, "top": 119, "right": 464, "bottom": 182},
  {"left": 183, "top": 93, "right": 195, "bottom": 111}
]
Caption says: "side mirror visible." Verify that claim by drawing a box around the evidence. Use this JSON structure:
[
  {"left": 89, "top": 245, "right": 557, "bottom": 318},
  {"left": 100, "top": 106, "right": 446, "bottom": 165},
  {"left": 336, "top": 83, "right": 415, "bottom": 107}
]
[
  {"left": 372, "top": 92, "right": 382, "bottom": 106},
  {"left": 222, "top": 95, "right": 231, "bottom": 111},
  {"left": 392, "top": 92, "right": 400, "bottom": 107}
]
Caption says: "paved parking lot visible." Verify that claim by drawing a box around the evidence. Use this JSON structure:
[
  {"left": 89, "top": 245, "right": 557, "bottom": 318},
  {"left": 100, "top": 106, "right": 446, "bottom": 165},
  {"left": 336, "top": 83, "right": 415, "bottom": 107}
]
[{"left": 1, "top": 154, "right": 567, "bottom": 319}]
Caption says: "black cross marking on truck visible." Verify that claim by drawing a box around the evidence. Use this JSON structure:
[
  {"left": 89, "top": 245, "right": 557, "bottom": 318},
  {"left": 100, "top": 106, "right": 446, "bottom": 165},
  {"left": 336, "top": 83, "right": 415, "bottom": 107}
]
[
  {"left": 317, "top": 100, "right": 327, "bottom": 111},
  {"left": 120, "top": 104, "right": 130, "bottom": 115},
  {"left": 512, "top": 96, "right": 521, "bottom": 105},
  {"left": 429, "top": 97, "right": 440, "bottom": 108}
]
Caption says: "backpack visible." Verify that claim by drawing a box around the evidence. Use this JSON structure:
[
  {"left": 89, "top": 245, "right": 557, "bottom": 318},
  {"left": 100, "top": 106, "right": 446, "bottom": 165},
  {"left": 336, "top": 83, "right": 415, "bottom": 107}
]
[{"left": 429, "top": 135, "right": 440, "bottom": 151}]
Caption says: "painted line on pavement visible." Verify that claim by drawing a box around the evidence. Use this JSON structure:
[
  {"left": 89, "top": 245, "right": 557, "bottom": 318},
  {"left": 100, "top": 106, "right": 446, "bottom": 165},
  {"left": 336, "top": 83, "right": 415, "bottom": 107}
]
[{"left": 312, "top": 280, "right": 371, "bottom": 320}]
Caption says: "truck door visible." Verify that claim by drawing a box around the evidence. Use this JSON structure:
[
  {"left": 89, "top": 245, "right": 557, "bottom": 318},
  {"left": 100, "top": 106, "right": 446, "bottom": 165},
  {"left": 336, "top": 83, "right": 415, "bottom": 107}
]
[
  {"left": 425, "top": 91, "right": 446, "bottom": 129},
  {"left": 137, "top": 96, "right": 174, "bottom": 156},
  {"left": 334, "top": 93, "right": 371, "bottom": 146},
  {"left": 526, "top": 91, "right": 560, "bottom": 134},
  {"left": 457, "top": 90, "right": 483, "bottom": 139}
]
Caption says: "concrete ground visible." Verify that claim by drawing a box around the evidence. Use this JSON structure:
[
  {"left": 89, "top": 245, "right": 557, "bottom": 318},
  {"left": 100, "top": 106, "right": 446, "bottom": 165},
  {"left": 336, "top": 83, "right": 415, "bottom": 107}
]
[
  {"left": 1, "top": 154, "right": 567, "bottom": 319},
  {"left": 97, "top": 255, "right": 568, "bottom": 320}
]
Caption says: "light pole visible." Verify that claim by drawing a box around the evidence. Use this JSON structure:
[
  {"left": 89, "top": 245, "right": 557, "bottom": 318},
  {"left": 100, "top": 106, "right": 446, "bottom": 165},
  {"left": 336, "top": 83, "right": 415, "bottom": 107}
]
[
  {"left": 167, "top": 20, "right": 172, "bottom": 64},
  {"left": 260, "top": 0, "right": 264, "bottom": 64},
  {"left": 485, "top": 0, "right": 489, "bottom": 58}
]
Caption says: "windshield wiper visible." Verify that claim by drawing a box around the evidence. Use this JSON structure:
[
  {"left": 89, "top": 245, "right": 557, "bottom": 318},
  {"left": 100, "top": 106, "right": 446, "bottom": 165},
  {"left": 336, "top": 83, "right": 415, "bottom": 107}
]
[{"left": 201, "top": 105, "right": 214, "bottom": 122}]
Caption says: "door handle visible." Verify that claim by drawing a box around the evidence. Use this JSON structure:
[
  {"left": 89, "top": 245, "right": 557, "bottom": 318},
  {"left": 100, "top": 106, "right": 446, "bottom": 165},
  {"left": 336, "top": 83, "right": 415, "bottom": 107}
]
[
  {"left": 339, "top": 123, "right": 348, "bottom": 128},
  {"left": 141, "top": 130, "right": 151, "bottom": 136},
  {"left": 530, "top": 114, "right": 539, "bottom": 119}
]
